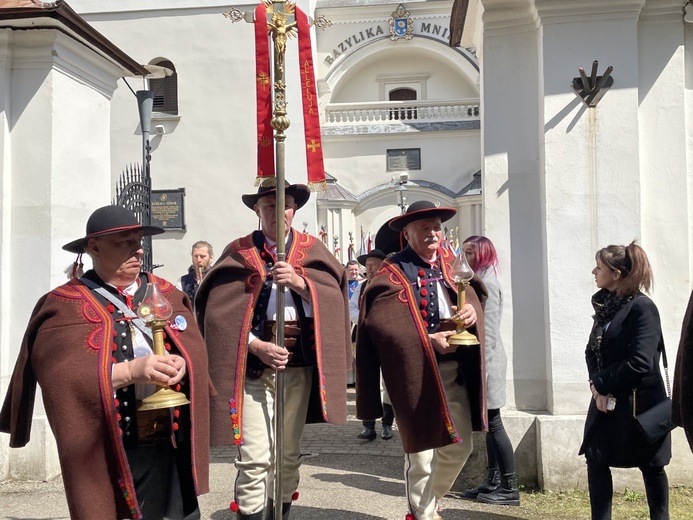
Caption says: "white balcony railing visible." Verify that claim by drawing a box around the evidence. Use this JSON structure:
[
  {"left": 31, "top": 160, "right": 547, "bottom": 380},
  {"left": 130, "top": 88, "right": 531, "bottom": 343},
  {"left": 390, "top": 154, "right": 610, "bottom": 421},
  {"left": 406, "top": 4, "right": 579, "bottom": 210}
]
[{"left": 323, "top": 99, "right": 480, "bottom": 124}]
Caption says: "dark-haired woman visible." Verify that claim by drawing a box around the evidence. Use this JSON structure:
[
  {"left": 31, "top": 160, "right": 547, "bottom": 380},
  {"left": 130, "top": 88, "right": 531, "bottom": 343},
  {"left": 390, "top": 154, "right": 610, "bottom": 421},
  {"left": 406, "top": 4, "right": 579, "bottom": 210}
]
[
  {"left": 461, "top": 236, "right": 519, "bottom": 506},
  {"left": 580, "top": 242, "right": 670, "bottom": 520}
]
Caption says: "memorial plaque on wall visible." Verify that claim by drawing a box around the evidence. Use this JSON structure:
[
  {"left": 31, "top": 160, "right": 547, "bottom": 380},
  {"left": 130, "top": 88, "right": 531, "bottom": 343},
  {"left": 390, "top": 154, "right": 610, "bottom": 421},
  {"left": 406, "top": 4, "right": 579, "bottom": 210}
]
[
  {"left": 151, "top": 189, "right": 186, "bottom": 230},
  {"left": 386, "top": 148, "right": 421, "bottom": 172}
]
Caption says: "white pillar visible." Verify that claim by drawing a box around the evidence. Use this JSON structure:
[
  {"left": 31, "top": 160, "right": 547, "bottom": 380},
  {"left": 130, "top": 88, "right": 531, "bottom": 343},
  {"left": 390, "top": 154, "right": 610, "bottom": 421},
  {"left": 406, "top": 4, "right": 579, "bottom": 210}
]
[
  {"left": 481, "top": 0, "right": 547, "bottom": 411},
  {"left": 0, "top": 29, "right": 123, "bottom": 481},
  {"left": 537, "top": 0, "right": 646, "bottom": 415}
]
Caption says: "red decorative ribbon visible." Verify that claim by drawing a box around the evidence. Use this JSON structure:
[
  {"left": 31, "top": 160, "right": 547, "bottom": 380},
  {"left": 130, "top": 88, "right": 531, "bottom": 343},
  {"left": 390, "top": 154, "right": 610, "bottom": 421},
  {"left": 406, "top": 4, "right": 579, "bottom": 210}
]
[
  {"left": 253, "top": 4, "right": 326, "bottom": 191},
  {"left": 296, "top": 7, "right": 326, "bottom": 191},
  {"left": 254, "top": 3, "right": 274, "bottom": 185}
]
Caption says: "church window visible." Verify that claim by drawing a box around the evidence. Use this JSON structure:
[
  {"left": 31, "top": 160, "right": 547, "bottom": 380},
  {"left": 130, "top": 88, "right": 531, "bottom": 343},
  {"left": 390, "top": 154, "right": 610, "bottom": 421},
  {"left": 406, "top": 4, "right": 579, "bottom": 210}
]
[
  {"left": 389, "top": 87, "right": 417, "bottom": 120},
  {"left": 148, "top": 59, "right": 178, "bottom": 115}
]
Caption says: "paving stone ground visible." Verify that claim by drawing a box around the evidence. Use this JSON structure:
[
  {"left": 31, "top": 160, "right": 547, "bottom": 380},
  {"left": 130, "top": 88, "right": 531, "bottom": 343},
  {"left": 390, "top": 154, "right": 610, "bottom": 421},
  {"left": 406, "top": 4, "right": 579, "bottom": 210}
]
[{"left": 0, "top": 389, "right": 558, "bottom": 520}]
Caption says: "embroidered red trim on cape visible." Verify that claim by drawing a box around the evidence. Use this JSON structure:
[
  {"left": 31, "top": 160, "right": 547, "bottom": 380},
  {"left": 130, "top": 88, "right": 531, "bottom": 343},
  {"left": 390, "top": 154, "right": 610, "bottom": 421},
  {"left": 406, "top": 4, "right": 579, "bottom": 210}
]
[
  {"left": 228, "top": 231, "right": 325, "bottom": 442},
  {"left": 381, "top": 260, "right": 461, "bottom": 444},
  {"left": 69, "top": 282, "right": 142, "bottom": 518}
]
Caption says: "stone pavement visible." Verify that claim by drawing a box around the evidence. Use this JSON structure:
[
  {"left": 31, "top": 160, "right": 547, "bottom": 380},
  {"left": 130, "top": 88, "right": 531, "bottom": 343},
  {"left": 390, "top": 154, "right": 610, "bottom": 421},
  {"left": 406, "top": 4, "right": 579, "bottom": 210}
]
[{"left": 1, "top": 389, "right": 533, "bottom": 520}]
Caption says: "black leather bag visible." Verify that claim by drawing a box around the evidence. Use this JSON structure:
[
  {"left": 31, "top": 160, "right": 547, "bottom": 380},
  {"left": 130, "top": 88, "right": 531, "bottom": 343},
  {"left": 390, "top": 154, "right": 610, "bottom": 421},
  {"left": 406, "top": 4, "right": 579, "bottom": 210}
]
[
  {"left": 632, "top": 345, "right": 677, "bottom": 444},
  {"left": 634, "top": 397, "right": 676, "bottom": 444}
]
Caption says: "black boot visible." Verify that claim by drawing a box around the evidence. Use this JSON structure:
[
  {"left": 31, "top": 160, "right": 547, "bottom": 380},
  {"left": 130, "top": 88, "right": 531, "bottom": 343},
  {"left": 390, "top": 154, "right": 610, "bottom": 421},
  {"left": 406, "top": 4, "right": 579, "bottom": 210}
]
[
  {"left": 266, "top": 499, "right": 292, "bottom": 520},
  {"left": 381, "top": 425, "right": 393, "bottom": 440},
  {"left": 236, "top": 511, "right": 264, "bottom": 520},
  {"left": 463, "top": 468, "right": 500, "bottom": 499},
  {"left": 357, "top": 427, "right": 377, "bottom": 441},
  {"left": 477, "top": 473, "right": 520, "bottom": 506}
]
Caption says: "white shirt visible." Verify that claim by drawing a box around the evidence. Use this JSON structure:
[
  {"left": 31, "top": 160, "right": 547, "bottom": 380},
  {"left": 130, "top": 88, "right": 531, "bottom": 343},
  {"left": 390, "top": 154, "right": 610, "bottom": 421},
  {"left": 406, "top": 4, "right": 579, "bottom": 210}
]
[{"left": 248, "top": 236, "right": 313, "bottom": 346}]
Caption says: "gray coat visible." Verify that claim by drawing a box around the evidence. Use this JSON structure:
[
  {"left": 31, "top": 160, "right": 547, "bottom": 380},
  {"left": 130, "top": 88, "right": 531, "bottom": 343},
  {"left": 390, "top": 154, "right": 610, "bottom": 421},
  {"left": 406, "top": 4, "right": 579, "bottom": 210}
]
[{"left": 479, "top": 268, "right": 507, "bottom": 409}]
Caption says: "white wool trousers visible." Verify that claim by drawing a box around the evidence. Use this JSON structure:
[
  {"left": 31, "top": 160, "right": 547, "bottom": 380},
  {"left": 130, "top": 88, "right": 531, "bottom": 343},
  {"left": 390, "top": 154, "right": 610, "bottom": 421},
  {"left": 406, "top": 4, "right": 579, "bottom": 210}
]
[
  {"left": 404, "top": 360, "right": 473, "bottom": 520},
  {"left": 234, "top": 366, "right": 313, "bottom": 515}
]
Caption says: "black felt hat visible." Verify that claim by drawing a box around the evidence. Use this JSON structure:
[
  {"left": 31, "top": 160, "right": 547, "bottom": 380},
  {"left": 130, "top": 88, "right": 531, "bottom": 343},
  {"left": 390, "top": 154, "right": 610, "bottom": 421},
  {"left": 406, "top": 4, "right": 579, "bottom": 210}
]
[
  {"left": 388, "top": 200, "right": 457, "bottom": 232},
  {"left": 357, "top": 248, "right": 386, "bottom": 266},
  {"left": 62, "top": 205, "right": 165, "bottom": 254},
  {"left": 375, "top": 222, "right": 407, "bottom": 256},
  {"left": 241, "top": 181, "right": 310, "bottom": 210}
]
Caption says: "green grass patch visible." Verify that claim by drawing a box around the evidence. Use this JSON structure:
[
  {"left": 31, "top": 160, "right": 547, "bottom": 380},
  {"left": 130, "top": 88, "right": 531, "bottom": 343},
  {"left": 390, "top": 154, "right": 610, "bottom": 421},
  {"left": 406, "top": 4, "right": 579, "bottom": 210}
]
[{"left": 517, "top": 487, "right": 693, "bottom": 520}]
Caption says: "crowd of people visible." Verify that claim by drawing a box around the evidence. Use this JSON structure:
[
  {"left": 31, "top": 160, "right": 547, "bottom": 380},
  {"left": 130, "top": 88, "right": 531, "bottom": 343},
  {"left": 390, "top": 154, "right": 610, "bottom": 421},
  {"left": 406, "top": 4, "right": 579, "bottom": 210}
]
[{"left": 1, "top": 187, "right": 693, "bottom": 520}]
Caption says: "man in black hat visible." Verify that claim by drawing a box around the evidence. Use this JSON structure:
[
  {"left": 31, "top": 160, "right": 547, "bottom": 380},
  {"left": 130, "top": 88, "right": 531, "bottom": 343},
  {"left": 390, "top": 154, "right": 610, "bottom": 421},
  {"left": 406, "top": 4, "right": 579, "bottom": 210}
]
[
  {"left": 356, "top": 200, "right": 487, "bottom": 520},
  {"left": 196, "top": 182, "right": 351, "bottom": 520},
  {"left": 349, "top": 249, "right": 395, "bottom": 441},
  {"left": 0, "top": 205, "right": 210, "bottom": 520}
]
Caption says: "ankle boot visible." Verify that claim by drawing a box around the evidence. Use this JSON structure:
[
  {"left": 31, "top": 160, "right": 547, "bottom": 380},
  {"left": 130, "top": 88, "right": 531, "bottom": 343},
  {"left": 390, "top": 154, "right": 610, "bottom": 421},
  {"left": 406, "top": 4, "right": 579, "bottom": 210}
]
[
  {"left": 463, "top": 468, "right": 500, "bottom": 499},
  {"left": 266, "top": 499, "right": 292, "bottom": 520},
  {"left": 477, "top": 473, "right": 520, "bottom": 506}
]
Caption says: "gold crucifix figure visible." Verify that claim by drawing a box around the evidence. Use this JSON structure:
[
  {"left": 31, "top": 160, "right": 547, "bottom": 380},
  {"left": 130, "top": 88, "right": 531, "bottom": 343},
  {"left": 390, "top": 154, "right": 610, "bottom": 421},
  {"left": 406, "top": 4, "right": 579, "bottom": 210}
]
[{"left": 264, "top": 0, "right": 297, "bottom": 85}]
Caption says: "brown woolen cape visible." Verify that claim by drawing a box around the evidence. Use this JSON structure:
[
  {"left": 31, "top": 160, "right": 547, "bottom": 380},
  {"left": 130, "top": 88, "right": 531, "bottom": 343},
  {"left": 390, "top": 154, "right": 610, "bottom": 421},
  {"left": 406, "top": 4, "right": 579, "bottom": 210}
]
[
  {"left": 195, "top": 229, "right": 351, "bottom": 446},
  {"left": 356, "top": 247, "right": 488, "bottom": 454},
  {"left": 673, "top": 289, "right": 693, "bottom": 452},
  {"left": 0, "top": 274, "right": 210, "bottom": 520}
]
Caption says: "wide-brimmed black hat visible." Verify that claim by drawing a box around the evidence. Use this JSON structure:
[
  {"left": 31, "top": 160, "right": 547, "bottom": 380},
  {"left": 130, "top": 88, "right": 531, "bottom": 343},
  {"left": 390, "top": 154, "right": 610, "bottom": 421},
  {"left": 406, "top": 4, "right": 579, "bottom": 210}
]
[
  {"left": 388, "top": 200, "right": 457, "bottom": 232},
  {"left": 241, "top": 181, "right": 310, "bottom": 210},
  {"left": 62, "top": 205, "right": 165, "bottom": 254},
  {"left": 357, "top": 248, "right": 386, "bottom": 266},
  {"left": 375, "top": 222, "right": 407, "bottom": 256}
]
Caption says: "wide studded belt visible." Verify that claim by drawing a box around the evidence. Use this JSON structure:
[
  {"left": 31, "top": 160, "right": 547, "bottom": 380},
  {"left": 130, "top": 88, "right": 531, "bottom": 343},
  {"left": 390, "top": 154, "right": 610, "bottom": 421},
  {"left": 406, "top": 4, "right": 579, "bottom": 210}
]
[
  {"left": 135, "top": 405, "right": 171, "bottom": 441},
  {"left": 264, "top": 320, "right": 302, "bottom": 348},
  {"left": 438, "top": 319, "right": 458, "bottom": 333}
]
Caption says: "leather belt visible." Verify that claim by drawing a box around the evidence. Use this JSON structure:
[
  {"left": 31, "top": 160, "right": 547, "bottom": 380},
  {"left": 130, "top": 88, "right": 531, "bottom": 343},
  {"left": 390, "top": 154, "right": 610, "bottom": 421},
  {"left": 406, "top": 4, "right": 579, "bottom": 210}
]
[
  {"left": 264, "top": 320, "right": 301, "bottom": 348},
  {"left": 136, "top": 404, "right": 171, "bottom": 441},
  {"left": 438, "top": 319, "right": 458, "bottom": 333},
  {"left": 437, "top": 319, "right": 460, "bottom": 363}
]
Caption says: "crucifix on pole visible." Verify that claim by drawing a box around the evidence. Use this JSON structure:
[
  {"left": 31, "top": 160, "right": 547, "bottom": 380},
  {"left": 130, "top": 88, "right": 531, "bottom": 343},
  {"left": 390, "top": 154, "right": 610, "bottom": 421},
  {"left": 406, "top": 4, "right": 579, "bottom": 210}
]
[{"left": 223, "top": 2, "right": 330, "bottom": 518}]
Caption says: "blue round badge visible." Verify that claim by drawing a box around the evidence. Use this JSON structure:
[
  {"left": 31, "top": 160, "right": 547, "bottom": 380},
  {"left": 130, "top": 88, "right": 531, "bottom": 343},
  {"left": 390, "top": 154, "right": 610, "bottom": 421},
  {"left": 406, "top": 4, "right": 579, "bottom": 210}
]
[{"left": 174, "top": 315, "right": 187, "bottom": 331}]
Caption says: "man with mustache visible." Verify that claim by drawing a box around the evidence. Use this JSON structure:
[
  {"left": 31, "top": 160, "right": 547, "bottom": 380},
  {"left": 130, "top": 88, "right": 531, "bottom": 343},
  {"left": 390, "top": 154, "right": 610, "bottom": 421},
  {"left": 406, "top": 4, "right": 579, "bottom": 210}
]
[
  {"left": 196, "top": 182, "right": 350, "bottom": 520},
  {"left": 356, "top": 200, "right": 487, "bottom": 520},
  {"left": 0, "top": 205, "right": 210, "bottom": 520}
]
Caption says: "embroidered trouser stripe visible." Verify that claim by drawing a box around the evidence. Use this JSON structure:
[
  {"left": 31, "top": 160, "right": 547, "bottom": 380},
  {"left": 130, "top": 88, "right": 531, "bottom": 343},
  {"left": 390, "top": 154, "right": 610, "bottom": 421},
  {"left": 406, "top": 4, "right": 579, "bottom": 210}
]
[
  {"left": 234, "top": 366, "right": 313, "bottom": 514},
  {"left": 404, "top": 360, "right": 473, "bottom": 520}
]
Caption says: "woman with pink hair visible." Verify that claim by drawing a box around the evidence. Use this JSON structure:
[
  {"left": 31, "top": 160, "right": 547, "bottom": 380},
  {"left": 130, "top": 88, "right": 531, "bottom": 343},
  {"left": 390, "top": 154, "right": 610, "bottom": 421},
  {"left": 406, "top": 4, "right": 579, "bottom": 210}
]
[{"left": 461, "top": 235, "right": 519, "bottom": 506}]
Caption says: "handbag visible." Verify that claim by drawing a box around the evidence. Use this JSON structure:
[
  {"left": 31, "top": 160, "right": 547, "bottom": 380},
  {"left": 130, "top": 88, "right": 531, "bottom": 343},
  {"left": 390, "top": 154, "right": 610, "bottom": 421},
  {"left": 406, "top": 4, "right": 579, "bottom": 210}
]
[{"left": 632, "top": 344, "right": 677, "bottom": 444}]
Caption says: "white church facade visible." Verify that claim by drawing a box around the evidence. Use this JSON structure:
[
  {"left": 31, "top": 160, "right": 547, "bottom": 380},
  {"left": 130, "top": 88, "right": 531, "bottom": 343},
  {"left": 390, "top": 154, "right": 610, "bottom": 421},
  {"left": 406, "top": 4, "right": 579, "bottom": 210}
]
[{"left": 1, "top": 0, "right": 693, "bottom": 492}]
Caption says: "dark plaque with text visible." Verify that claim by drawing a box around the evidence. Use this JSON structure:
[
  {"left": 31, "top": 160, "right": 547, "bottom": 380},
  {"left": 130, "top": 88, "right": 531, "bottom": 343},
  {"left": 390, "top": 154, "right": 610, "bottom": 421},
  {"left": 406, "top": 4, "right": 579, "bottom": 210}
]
[
  {"left": 387, "top": 148, "right": 421, "bottom": 172},
  {"left": 151, "top": 189, "right": 186, "bottom": 230}
]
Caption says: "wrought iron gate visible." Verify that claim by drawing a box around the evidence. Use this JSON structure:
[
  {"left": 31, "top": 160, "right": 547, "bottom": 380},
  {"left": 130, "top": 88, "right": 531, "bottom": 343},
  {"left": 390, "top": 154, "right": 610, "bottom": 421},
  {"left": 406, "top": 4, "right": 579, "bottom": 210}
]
[{"left": 113, "top": 163, "right": 153, "bottom": 272}]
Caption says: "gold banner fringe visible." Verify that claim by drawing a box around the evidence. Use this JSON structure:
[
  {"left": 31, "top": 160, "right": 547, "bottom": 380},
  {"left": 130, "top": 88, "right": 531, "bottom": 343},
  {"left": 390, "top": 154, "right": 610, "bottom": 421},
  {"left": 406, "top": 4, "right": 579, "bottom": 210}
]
[
  {"left": 307, "top": 180, "right": 327, "bottom": 192},
  {"left": 256, "top": 176, "right": 277, "bottom": 188}
]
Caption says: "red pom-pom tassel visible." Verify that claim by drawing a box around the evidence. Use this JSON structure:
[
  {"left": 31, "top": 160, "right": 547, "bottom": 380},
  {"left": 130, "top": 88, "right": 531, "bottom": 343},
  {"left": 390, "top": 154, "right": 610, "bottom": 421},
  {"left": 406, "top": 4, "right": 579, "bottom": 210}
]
[
  {"left": 229, "top": 501, "right": 239, "bottom": 512},
  {"left": 291, "top": 491, "right": 299, "bottom": 501},
  {"left": 405, "top": 514, "right": 416, "bottom": 520}
]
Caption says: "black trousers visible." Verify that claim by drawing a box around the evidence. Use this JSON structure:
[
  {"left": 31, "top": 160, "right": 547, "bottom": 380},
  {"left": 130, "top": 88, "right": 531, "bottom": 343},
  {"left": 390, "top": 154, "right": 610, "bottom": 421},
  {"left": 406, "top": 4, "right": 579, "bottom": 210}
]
[
  {"left": 587, "top": 462, "right": 669, "bottom": 520},
  {"left": 363, "top": 403, "right": 394, "bottom": 428},
  {"left": 486, "top": 408, "right": 516, "bottom": 476},
  {"left": 126, "top": 437, "right": 200, "bottom": 520}
]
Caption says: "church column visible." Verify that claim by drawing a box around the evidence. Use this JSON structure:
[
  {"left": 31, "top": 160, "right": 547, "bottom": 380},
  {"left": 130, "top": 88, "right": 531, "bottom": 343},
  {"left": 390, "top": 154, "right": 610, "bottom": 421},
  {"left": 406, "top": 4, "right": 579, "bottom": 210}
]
[
  {"left": 535, "top": 0, "right": 646, "bottom": 416},
  {"left": 480, "top": 0, "right": 547, "bottom": 412},
  {"left": 639, "top": 0, "right": 691, "bottom": 342},
  {"left": 0, "top": 29, "right": 122, "bottom": 481},
  {"left": 316, "top": 200, "right": 357, "bottom": 263}
]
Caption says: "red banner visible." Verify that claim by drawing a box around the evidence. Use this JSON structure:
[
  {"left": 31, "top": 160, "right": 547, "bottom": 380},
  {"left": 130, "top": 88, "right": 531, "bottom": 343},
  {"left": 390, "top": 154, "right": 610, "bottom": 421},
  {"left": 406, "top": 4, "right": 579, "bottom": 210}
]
[
  {"left": 254, "top": 3, "right": 275, "bottom": 186},
  {"left": 296, "top": 7, "right": 326, "bottom": 192}
]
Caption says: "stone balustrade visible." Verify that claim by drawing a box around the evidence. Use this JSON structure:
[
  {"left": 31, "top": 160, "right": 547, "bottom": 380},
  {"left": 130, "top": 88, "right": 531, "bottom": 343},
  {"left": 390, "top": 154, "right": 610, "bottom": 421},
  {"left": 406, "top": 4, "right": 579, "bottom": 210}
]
[{"left": 324, "top": 99, "right": 480, "bottom": 124}]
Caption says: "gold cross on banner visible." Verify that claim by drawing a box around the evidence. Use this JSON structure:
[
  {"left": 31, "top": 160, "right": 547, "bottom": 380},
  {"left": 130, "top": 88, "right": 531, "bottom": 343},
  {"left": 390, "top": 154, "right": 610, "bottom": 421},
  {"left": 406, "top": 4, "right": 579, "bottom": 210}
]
[{"left": 307, "top": 139, "right": 321, "bottom": 153}]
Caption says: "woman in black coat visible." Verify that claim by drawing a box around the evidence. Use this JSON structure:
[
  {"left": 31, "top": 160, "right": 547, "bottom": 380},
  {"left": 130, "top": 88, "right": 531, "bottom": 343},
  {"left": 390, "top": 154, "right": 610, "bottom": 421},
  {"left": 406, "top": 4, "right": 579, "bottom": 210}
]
[{"left": 580, "top": 242, "right": 670, "bottom": 520}]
